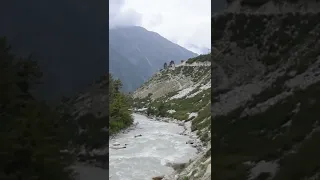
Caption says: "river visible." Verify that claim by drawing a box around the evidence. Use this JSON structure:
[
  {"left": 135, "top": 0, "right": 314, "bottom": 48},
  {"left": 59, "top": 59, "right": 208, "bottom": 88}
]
[{"left": 74, "top": 113, "right": 198, "bottom": 180}]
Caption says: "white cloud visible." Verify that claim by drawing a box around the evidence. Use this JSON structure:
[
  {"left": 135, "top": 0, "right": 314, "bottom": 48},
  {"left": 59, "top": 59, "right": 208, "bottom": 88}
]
[{"left": 110, "top": 0, "right": 211, "bottom": 54}]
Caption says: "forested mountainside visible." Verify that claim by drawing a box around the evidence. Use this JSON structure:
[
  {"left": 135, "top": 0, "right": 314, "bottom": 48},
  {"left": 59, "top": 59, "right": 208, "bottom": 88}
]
[
  {"left": 109, "top": 26, "right": 197, "bottom": 92},
  {"left": 0, "top": 0, "right": 108, "bottom": 103},
  {"left": 212, "top": 1, "right": 320, "bottom": 179},
  {"left": 133, "top": 54, "right": 212, "bottom": 180}
]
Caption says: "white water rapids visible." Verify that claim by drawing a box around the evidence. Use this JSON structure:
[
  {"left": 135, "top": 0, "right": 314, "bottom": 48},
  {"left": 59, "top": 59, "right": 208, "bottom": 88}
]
[{"left": 74, "top": 113, "right": 198, "bottom": 180}]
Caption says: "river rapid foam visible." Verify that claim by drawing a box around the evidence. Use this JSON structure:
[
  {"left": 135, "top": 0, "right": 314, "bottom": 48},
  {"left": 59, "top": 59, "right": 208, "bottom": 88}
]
[{"left": 109, "top": 113, "right": 197, "bottom": 180}]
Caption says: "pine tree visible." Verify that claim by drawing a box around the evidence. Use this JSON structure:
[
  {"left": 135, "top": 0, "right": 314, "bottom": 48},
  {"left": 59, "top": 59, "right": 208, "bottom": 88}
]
[{"left": 109, "top": 74, "right": 133, "bottom": 135}]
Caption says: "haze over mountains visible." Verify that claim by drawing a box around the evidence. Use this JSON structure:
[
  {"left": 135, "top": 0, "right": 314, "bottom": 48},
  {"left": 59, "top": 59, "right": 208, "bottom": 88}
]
[{"left": 109, "top": 26, "right": 198, "bottom": 92}]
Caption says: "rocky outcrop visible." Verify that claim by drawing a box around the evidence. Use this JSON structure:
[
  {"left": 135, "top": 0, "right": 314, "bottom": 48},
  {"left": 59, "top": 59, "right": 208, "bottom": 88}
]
[{"left": 133, "top": 61, "right": 210, "bottom": 100}]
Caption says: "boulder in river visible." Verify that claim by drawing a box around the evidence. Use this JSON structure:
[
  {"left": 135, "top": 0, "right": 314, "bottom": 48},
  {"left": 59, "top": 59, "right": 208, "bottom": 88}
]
[
  {"left": 134, "top": 134, "right": 142, "bottom": 138},
  {"left": 186, "top": 140, "right": 194, "bottom": 144},
  {"left": 152, "top": 176, "right": 164, "bottom": 180},
  {"left": 178, "top": 122, "right": 184, "bottom": 126}
]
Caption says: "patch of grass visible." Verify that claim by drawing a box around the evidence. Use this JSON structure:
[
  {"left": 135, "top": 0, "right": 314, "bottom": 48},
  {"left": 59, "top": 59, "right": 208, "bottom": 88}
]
[
  {"left": 171, "top": 111, "right": 189, "bottom": 120},
  {"left": 186, "top": 54, "right": 211, "bottom": 64},
  {"left": 172, "top": 89, "right": 210, "bottom": 112},
  {"left": 191, "top": 103, "right": 211, "bottom": 132}
]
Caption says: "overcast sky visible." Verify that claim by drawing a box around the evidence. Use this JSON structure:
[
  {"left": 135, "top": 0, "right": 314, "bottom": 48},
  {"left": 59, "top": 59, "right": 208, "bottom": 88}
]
[{"left": 109, "top": 0, "right": 211, "bottom": 54}]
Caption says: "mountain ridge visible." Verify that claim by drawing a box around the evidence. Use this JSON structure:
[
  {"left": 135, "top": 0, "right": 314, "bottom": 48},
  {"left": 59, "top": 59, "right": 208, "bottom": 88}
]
[{"left": 109, "top": 26, "right": 198, "bottom": 92}]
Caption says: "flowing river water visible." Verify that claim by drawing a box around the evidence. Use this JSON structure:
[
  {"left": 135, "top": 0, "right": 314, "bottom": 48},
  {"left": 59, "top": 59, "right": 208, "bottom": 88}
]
[{"left": 74, "top": 113, "right": 198, "bottom": 180}]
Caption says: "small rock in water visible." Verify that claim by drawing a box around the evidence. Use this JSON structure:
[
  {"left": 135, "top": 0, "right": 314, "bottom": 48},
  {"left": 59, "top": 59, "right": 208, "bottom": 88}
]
[
  {"left": 110, "top": 146, "right": 126, "bottom": 150},
  {"left": 191, "top": 144, "right": 198, "bottom": 148},
  {"left": 186, "top": 140, "right": 194, "bottom": 144},
  {"left": 134, "top": 134, "right": 142, "bottom": 138},
  {"left": 152, "top": 175, "right": 164, "bottom": 180},
  {"left": 113, "top": 142, "right": 120, "bottom": 146}
]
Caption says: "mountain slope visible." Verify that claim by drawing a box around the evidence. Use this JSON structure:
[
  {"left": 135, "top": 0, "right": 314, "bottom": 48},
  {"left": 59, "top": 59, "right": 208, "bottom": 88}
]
[
  {"left": 109, "top": 26, "right": 197, "bottom": 92},
  {"left": 133, "top": 54, "right": 212, "bottom": 180},
  {"left": 211, "top": 3, "right": 320, "bottom": 180}
]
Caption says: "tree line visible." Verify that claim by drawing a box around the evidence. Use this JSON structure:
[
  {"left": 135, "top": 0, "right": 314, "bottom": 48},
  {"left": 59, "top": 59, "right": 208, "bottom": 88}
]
[{"left": 109, "top": 74, "right": 133, "bottom": 135}]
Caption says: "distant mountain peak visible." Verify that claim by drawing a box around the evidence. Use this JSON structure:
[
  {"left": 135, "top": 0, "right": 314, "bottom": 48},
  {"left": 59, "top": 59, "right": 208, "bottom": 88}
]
[{"left": 109, "top": 26, "right": 197, "bottom": 92}]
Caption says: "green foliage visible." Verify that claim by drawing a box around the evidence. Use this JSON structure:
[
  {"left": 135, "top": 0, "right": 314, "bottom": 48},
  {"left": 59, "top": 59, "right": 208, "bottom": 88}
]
[
  {"left": 171, "top": 111, "right": 189, "bottom": 121},
  {"left": 141, "top": 86, "right": 211, "bottom": 121},
  {"left": 157, "top": 102, "right": 167, "bottom": 117},
  {"left": 191, "top": 103, "right": 211, "bottom": 132},
  {"left": 133, "top": 96, "right": 151, "bottom": 109},
  {"left": 109, "top": 74, "right": 133, "bottom": 135},
  {"left": 171, "top": 89, "right": 211, "bottom": 117},
  {"left": 186, "top": 54, "right": 211, "bottom": 64},
  {"left": 0, "top": 37, "right": 74, "bottom": 180},
  {"left": 146, "top": 106, "right": 154, "bottom": 116}
]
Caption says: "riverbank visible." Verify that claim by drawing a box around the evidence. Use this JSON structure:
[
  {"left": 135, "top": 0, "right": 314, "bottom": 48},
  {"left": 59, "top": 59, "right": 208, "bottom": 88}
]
[{"left": 130, "top": 112, "right": 207, "bottom": 180}]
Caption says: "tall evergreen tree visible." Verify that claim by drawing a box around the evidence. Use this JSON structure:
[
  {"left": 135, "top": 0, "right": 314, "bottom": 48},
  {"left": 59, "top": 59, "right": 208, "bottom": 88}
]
[{"left": 109, "top": 74, "right": 133, "bottom": 135}]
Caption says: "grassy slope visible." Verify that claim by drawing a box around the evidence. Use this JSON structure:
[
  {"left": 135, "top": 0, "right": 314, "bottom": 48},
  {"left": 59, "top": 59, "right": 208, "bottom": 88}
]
[{"left": 133, "top": 54, "right": 211, "bottom": 142}]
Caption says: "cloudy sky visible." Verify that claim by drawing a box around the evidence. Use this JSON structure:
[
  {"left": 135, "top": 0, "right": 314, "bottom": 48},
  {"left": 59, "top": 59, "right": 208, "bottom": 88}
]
[{"left": 109, "top": 0, "right": 211, "bottom": 54}]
